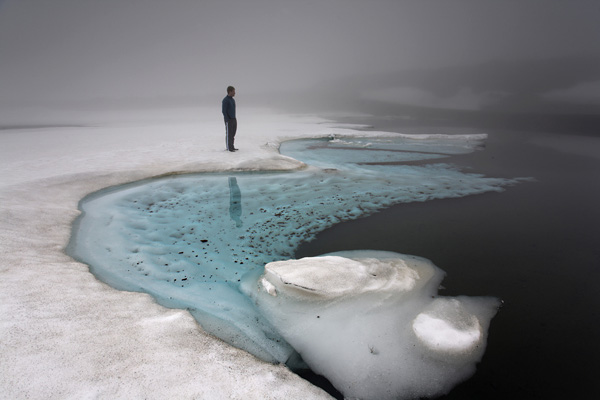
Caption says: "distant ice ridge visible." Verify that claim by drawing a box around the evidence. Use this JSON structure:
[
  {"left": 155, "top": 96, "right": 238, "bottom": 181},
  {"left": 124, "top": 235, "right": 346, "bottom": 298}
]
[
  {"left": 248, "top": 251, "right": 500, "bottom": 400},
  {"left": 69, "top": 133, "right": 517, "bottom": 397},
  {"left": 279, "top": 134, "right": 487, "bottom": 170}
]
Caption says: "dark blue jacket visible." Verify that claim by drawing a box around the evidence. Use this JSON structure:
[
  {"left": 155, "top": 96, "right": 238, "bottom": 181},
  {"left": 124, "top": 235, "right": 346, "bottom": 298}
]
[{"left": 222, "top": 95, "right": 236, "bottom": 122}]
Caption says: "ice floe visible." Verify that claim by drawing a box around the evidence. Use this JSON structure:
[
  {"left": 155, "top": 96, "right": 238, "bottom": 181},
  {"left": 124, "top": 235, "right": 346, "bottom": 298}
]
[{"left": 249, "top": 251, "right": 500, "bottom": 400}]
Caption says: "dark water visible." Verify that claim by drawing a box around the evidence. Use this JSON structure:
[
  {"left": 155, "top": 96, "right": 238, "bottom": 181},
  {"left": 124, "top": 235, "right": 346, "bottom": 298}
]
[{"left": 296, "top": 120, "right": 600, "bottom": 398}]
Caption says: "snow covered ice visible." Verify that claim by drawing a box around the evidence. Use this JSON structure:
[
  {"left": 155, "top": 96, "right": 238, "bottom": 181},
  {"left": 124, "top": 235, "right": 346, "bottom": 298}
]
[
  {"left": 67, "top": 125, "right": 519, "bottom": 398},
  {"left": 250, "top": 251, "right": 500, "bottom": 400}
]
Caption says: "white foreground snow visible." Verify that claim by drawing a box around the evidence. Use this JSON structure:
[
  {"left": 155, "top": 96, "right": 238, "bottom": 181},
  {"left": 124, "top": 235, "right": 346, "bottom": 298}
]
[{"left": 0, "top": 107, "right": 339, "bottom": 399}]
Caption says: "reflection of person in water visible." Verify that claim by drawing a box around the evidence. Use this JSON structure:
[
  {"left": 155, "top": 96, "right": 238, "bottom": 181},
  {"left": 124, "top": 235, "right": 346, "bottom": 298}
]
[{"left": 228, "top": 177, "right": 243, "bottom": 227}]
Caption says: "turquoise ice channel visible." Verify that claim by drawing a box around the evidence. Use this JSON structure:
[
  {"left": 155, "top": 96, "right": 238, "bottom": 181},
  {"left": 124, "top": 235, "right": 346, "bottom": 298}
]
[{"left": 68, "top": 134, "right": 519, "bottom": 365}]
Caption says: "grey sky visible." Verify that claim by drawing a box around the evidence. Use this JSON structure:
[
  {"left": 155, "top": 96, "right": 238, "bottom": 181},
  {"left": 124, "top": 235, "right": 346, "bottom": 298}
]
[{"left": 1, "top": 0, "right": 599, "bottom": 108}]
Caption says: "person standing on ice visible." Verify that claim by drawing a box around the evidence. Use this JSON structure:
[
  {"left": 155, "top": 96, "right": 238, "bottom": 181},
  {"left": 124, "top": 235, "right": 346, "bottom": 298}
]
[{"left": 222, "top": 86, "right": 237, "bottom": 152}]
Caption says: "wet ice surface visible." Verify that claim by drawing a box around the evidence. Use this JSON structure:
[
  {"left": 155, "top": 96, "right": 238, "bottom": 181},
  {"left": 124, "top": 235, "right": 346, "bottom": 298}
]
[{"left": 69, "top": 134, "right": 520, "bottom": 398}]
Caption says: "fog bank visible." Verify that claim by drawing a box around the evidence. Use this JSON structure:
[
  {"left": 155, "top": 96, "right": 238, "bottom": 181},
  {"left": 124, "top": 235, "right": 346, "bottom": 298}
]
[{"left": 1, "top": 0, "right": 599, "bottom": 116}]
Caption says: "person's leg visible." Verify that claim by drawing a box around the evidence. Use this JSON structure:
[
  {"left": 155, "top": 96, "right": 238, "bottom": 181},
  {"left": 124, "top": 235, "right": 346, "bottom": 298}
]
[
  {"left": 228, "top": 118, "right": 237, "bottom": 151},
  {"left": 225, "top": 121, "right": 230, "bottom": 150}
]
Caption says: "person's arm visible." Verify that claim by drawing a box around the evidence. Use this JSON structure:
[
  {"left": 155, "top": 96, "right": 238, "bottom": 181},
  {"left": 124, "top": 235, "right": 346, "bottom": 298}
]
[{"left": 222, "top": 99, "right": 229, "bottom": 121}]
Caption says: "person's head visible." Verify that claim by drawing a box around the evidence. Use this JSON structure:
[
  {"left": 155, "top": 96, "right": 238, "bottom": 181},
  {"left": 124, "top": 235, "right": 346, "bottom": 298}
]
[{"left": 227, "top": 86, "right": 235, "bottom": 97}]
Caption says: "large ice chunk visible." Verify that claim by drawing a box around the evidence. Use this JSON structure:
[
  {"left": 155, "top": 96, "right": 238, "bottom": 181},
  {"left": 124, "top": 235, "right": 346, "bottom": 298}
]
[{"left": 248, "top": 250, "right": 500, "bottom": 400}]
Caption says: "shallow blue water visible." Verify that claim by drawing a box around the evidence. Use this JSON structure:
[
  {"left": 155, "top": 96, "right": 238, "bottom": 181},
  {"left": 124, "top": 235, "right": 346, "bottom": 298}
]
[{"left": 68, "top": 134, "right": 518, "bottom": 364}]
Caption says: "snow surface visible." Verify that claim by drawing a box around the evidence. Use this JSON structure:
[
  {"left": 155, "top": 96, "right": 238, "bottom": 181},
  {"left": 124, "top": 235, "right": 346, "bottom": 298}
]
[{"left": 1, "top": 107, "right": 515, "bottom": 399}]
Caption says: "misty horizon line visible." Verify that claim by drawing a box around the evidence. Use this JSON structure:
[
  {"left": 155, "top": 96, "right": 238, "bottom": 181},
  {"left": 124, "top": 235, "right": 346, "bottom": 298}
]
[{"left": 2, "top": 54, "right": 600, "bottom": 126}]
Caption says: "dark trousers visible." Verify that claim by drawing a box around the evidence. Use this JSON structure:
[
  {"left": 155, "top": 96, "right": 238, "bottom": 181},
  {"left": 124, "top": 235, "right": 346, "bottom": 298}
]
[{"left": 225, "top": 118, "right": 237, "bottom": 151}]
